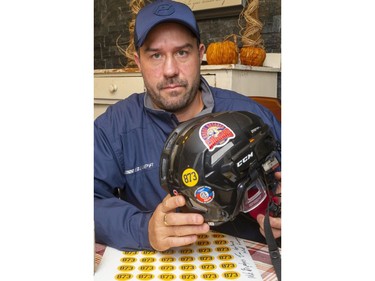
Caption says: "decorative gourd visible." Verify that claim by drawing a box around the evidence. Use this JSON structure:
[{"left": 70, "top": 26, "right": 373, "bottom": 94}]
[
  {"left": 206, "top": 40, "right": 238, "bottom": 65},
  {"left": 240, "top": 46, "right": 266, "bottom": 66}
]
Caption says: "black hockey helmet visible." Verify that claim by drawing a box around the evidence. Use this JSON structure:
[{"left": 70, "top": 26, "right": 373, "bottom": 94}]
[{"left": 160, "top": 111, "right": 280, "bottom": 226}]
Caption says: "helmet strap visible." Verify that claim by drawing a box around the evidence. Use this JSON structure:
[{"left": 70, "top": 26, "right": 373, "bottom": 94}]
[{"left": 264, "top": 203, "right": 282, "bottom": 280}]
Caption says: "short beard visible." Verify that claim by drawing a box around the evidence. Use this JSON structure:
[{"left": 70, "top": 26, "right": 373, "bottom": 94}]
[{"left": 147, "top": 76, "right": 201, "bottom": 112}]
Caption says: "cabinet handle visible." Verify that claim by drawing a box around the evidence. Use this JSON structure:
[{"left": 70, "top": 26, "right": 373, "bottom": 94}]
[{"left": 109, "top": 84, "right": 118, "bottom": 94}]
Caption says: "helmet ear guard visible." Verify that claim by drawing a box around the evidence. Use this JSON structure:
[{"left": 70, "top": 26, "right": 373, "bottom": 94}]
[{"left": 160, "top": 111, "right": 280, "bottom": 226}]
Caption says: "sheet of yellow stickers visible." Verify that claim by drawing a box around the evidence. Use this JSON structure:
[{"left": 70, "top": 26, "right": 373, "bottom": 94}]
[{"left": 95, "top": 231, "right": 263, "bottom": 281}]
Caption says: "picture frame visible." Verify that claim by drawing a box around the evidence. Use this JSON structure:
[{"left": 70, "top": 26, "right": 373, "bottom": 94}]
[{"left": 176, "top": 0, "right": 246, "bottom": 19}]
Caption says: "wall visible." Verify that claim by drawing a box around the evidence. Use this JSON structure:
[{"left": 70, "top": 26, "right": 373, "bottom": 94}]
[{"left": 94, "top": 0, "right": 281, "bottom": 70}]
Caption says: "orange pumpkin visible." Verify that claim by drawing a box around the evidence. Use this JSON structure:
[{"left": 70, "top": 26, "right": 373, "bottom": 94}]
[
  {"left": 240, "top": 47, "right": 266, "bottom": 66},
  {"left": 206, "top": 41, "right": 238, "bottom": 65}
]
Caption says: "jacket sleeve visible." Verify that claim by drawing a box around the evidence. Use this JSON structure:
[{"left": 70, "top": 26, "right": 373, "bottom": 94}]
[
  {"left": 94, "top": 119, "right": 153, "bottom": 251},
  {"left": 251, "top": 104, "right": 282, "bottom": 163},
  {"left": 260, "top": 107, "right": 281, "bottom": 148}
]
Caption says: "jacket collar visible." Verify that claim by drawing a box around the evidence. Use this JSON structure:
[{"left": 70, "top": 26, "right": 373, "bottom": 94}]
[{"left": 144, "top": 76, "right": 214, "bottom": 117}]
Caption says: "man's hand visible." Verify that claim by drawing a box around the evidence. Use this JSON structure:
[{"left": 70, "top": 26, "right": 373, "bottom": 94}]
[
  {"left": 257, "top": 171, "right": 281, "bottom": 239},
  {"left": 256, "top": 214, "right": 281, "bottom": 238},
  {"left": 148, "top": 194, "right": 210, "bottom": 251}
]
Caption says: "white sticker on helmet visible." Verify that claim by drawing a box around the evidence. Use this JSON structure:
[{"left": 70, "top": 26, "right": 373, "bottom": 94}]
[{"left": 199, "top": 121, "right": 235, "bottom": 152}]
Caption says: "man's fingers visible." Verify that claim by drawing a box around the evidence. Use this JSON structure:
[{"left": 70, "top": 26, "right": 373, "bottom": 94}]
[
  {"left": 169, "top": 223, "right": 210, "bottom": 238},
  {"left": 269, "top": 216, "right": 281, "bottom": 229},
  {"left": 256, "top": 214, "right": 264, "bottom": 227},
  {"left": 155, "top": 224, "right": 210, "bottom": 251},
  {"left": 164, "top": 212, "right": 205, "bottom": 226},
  {"left": 257, "top": 214, "right": 281, "bottom": 230},
  {"left": 150, "top": 194, "right": 210, "bottom": 251},
  {"left": 161, "top": 194, "right": 185, "bottom": 213},
  {"left": 274, "top": 171, "right": 281, "bottom": 181},
  {"left": 163, "top": 234, "right": 200, "bottom": 250},
  {"left": 257, "top": 214, "right": 281, "bottom": 239}
]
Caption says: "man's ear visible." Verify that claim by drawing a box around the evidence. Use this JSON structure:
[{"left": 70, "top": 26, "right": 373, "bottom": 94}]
[
  {"left": 199, "top": 43, "right": 206, "bottom": 64},
  {"left": 134, "top": 51, "right": 141, "bottom": 70}
]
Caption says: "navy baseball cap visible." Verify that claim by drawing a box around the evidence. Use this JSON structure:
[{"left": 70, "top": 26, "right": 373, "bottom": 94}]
[{"left": 134, "top": 0, "right": 200, "bottom": 49}]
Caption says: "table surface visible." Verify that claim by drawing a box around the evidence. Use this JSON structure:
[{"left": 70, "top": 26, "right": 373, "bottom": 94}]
[{"left": 95, "top": 239, "right": 278, "bottom": 281}]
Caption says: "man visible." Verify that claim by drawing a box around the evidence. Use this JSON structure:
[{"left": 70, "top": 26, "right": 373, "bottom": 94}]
[{"left": 94, "top": 0, "right": 281, "bottom": 251}]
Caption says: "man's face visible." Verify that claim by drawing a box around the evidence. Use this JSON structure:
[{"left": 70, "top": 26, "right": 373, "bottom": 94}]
[{"left": 135, "top": 22, "right": 205, "bottom": 113}]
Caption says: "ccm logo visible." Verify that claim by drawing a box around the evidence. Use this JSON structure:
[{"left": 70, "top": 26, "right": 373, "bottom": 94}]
[{"left": 236, "top": 152, "right": 253, "bottom": 167}]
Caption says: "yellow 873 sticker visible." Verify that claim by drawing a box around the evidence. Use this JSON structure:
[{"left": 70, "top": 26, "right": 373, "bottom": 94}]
[{"left": 182, "top": 168, "right": 199, "bottom": 187}]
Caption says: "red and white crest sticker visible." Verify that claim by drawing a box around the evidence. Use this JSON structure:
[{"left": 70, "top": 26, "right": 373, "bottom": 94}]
[{"left": 199, "top": 121, "right": 235, "bottom": 151}]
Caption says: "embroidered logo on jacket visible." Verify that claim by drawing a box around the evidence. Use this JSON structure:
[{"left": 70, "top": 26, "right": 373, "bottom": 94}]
[{"left": 124, "top": 163, "right": 154, "bottom": 175}]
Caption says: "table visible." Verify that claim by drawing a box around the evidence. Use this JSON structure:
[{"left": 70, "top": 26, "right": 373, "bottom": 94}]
[{"left": 95, "top": 239, "right": 278, "bottom": 281}]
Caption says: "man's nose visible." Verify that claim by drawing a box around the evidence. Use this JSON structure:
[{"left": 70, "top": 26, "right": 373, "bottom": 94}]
[{"left": 163, "top": 55, "right": 179, "bottom": 78}]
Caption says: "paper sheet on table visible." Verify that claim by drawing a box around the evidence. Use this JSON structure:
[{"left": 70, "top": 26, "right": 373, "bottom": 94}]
[{"left": 94, "top": 231, "right": 263, "bottom": 281}]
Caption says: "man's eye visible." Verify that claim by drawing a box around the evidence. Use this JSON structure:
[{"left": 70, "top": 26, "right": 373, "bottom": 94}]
[
  {"left": 152, "top": 53, "right": 161, "bottom": 59},
  {"left": 177, "top": 50, "right": 188, "bottom": 57}
]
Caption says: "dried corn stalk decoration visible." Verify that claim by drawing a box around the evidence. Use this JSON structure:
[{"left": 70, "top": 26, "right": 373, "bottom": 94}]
[
  {"left": 239, "top": 0, "right": 264, "bottom": 47},
  {"left": 238, "top": 0, "right": 267, "bottom": 66},
  {"left": 117, "top": 0, "right": 148, "bottom": 69}
]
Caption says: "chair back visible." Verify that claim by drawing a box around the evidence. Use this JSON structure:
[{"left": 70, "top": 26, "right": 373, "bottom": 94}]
[{"left": 250, "top": 96, "right": 281, "bottom": 122}]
